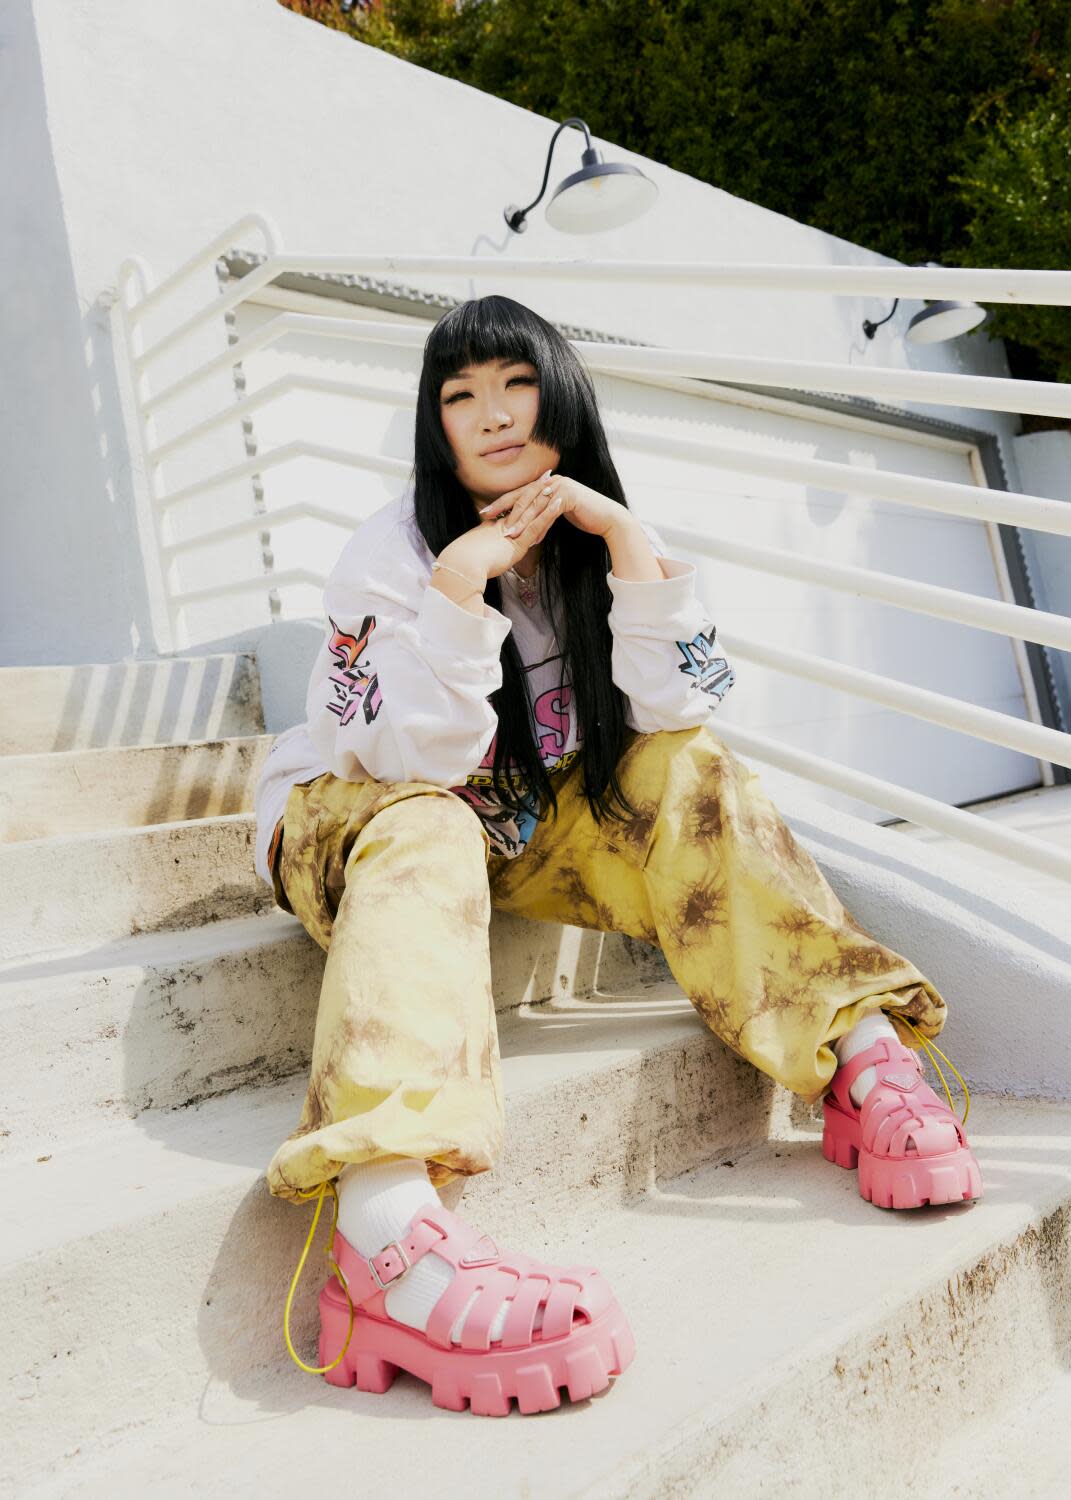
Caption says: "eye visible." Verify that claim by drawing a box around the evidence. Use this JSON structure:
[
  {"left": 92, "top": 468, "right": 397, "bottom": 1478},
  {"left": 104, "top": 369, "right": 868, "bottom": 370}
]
[{"left": 443, "top": 375, "right": 538, "bottom": 405}]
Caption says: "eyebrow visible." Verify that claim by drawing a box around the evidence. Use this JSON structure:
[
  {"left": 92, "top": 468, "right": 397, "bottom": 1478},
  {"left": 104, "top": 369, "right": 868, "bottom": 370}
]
[{"left": 441, "top": 358, "right": 531, "bottom": 385}]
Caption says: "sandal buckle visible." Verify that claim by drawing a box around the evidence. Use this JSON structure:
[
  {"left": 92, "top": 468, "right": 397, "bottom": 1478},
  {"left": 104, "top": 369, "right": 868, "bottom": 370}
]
[{"left": 369, "top": 1238, "right": 412, "bottom": 1290}]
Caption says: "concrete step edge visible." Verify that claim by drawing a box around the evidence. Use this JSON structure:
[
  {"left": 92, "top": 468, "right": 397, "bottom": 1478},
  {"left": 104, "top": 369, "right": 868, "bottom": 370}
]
[
  {"left": 0, "top": 916, "right": 670, "bottom": 1157},
  {"left": 13, "top": 1092, "right": 1071, "bottom": 1499},
  {"left": 2, "top": 997, "right": 800, "bottom": 1486}
]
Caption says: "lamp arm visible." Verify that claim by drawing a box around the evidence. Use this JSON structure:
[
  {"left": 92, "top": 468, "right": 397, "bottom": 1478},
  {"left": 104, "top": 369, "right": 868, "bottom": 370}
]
[
  {"left": 862, "top": 297, "right": 900, "bottom": 339},
  {"left": 506, "top": 118, "right": 593, "bottom": 230}
]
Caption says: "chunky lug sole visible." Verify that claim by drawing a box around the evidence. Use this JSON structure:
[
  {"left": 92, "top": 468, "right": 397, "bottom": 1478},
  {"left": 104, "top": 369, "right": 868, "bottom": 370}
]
[
  {"left": 318, "top": 1275, "right": 636, "bottom": 1415},
  {"left": 822, "top": 1096, "right": 984, "bottom": 1210}
]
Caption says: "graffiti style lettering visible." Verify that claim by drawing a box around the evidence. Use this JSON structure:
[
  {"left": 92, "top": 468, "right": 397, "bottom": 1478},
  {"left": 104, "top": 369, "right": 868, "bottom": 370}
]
[
  {"left": 325, "top": 615, "right": 383, "bottom": 727},
  {"left": 676, "top": 625, "right": 736, "bottom": 702}
]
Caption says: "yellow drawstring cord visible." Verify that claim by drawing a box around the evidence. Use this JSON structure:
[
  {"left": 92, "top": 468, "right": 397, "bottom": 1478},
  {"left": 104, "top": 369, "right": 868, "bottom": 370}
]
[
  {"left": 892, "top": 1014, "right": 972, "bottom": 1126},
  {"left": 283, "top": 1177, "right": 357, "bottom": 1375},
  {"left": 283, "top": 1020, "right": 969, "bottom": 1376}
]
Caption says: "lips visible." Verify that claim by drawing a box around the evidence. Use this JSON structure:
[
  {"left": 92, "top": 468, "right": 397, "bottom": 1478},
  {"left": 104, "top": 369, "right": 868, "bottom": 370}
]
[{"left": 482, "top": 442, "right": 525, "bottom": 460}]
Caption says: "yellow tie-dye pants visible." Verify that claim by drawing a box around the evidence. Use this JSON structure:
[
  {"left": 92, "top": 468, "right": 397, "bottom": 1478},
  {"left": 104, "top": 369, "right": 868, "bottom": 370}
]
[{"left": 264, "top": 724, "right": 946, "bottom": 1205}]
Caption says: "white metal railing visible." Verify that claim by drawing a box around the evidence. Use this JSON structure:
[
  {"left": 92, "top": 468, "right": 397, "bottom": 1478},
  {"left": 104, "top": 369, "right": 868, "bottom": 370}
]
[{"left": 115, "top": 212, "right": 1071, "bottom": 886}]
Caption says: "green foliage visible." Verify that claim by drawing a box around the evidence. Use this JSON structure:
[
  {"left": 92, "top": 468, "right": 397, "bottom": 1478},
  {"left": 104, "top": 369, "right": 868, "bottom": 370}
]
[
  {"left": 950, "top": 74, "right": 1071, "bottom": 388},
  {"left": 276, "top": 0, "right": 1071, "bottom": 389}
]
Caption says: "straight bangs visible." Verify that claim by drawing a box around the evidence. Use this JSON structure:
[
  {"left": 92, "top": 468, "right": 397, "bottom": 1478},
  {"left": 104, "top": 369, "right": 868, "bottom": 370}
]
[{"left": 415, "top": 295, "right": 588, "bottom": 476}]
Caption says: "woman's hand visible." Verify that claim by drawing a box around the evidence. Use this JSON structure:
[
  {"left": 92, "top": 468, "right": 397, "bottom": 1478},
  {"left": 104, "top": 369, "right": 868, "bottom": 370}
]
[
  {"left": 480, "top": 471, "right": 629, "bottom": 541},
  {"left": 441, "top": 470, "right": 567, "bottom": 584}
]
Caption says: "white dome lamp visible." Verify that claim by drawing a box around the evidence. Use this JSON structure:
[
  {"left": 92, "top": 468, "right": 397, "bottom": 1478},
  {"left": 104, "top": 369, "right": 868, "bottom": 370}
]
[
  {"left": 862, "top": 261, "right": 988, "bottom": 344},
  {"left": 504, "top": 117, "right": 658, "bottom": 235}
]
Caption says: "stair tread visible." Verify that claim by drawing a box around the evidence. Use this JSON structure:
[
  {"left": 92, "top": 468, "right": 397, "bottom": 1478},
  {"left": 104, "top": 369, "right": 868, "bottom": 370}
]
[
  {"left": 0, "top": 908, "right": 303, "bottom": 985},
  {"left": 4, "top": 985, "right": 706, "bottom": 1266},
  {"left": 0, "top": 731, "right": 273, "bottom": 768},
  {"left": 1, "top": 808, "right": 254, "bottom": 852},
  {"left": 22, "top": 1089, "right": 1071, "bottom": 1499}
]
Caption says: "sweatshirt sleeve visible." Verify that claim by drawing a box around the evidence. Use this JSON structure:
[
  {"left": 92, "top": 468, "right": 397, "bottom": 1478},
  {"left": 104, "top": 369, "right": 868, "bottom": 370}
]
[
  {"left": 304, "top": 532, "right": 514, "bottom": 787},
  {"left": 606, "top": 518, "right": 736, "bottom": 733}
]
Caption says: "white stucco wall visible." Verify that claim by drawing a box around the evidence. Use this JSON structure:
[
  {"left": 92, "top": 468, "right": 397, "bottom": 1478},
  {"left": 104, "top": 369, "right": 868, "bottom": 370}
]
[{"left": 3, "top": 0, "right": 1042, "bottom": 670}]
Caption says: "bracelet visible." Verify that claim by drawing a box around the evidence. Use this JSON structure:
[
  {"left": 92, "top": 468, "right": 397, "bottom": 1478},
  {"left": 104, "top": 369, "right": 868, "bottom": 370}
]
[{"left": 431, "top": 559, "right": 485, "bottom": 599}]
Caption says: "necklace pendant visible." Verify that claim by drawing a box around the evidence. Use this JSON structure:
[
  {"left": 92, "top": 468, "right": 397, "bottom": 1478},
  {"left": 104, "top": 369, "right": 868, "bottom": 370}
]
[{"left": 508, "top": 565, "right": 539, "bottom": 608}]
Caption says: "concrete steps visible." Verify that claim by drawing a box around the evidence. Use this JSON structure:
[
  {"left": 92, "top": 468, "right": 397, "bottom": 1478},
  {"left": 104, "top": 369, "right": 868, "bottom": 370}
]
[
  {"left": 6, "top": 646, "right": 1070, "bottom": 1497},
  {"left": 0, "top": 908, "right": 667, "bottom": 1159},
  {"left": 0, "top": 654, "right": 265, "bottom": 756},
  {"left": 924, "top": 1368, "right": 1071, "bottom": 1499},
  {"left": 12, "top": 1080, "right": 1070, "bottom": 1499},
  {"left": 0, "top": 735, "right": 273, "bottom": 841},
  {"left": 4, "top": 985, "right": 801, "bottom": 1495},
  {"left": 0, "top": 812, "right": 273, "bottom": 961},
  {"left": 0, "top": 654, "right": 264, "bottom": 754},
  {"left": 0, "top": 652, "right": 274, "bottom": 960}
]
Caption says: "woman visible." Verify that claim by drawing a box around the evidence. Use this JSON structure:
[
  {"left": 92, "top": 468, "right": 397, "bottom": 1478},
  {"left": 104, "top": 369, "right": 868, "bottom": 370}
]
[{"left": 255, "top": 294, "right": 982, "bottom": 1417}]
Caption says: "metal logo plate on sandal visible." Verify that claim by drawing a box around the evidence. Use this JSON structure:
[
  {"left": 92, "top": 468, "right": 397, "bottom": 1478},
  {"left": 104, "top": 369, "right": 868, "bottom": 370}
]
[
  {"left": 880, "top": 1070, "right": 921, "bottom": 1090},
  {"left": 459, "top": 1234, "right": 501, "bottom": 1267}
]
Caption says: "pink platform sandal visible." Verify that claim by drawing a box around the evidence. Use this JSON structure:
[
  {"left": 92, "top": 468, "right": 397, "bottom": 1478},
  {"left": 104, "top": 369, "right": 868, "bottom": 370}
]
[
  {"left": 822, "top": 1015, "right": 984, "bottom": 1210},
  {"left": 283, "top": 1181, "right": 636, "bottom": 1416}
]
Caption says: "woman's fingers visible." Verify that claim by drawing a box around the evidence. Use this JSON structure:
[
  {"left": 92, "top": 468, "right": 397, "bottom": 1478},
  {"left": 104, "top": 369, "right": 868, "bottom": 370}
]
[
  {"left": 507, "top": 493, "right": 561, "bottom": 540},
  {"left": 503, "top": 476, "right": 560, "bottom": 537},
  {"left": 483, "top": 470, "right": 556, "bottom": 524}
]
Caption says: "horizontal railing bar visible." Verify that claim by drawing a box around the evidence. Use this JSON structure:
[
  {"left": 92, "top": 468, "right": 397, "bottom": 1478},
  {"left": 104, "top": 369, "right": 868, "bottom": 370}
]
[
  {"left": 140, "top": 310, "right": 318, "bottom": 410},
  {"left": 711, "top": 721, "right": 1071, "bottom": 884},
  {"left": 132, "top": 248, "right": 1071, "bottom": 363},
  {"left": 146, "top": 373, "right": 406, "bottom": 463},
  {"left": 171, "top": 567, "right": 324, "bottom": 609},
  {"left": 618, "top": 428, "right": 1071, "bottom": 539},
  {"left": 662, "top": 525, "right": 1071, "bottom": 653},
  {"left": 127, "top": 212, "right": 280, "bottom": 324},
  {"left": 575, "top": 340, "right": 1071, "bottom": 419},
  {"left": 158, "top": 442, "right": 410, "bottom": 510},
  {"left": 155, "top": 440, "right": 1071, "bottom": 648},
  {"left": 140, "top": 310, "right": 1071, "bottom": 422},
  {"left": 171, "top": 544, "right": 1070, "bottom": 879},
  {"left": 149, "top": 367, "right": 1071, "bottom": 537},
  {"left": 161, "top": 501, "right": 356, "bottom": 557},
  {"left": 719, "top": 631, "right": 1070, "bottom": 770},
  {"left": 248, "top": 255, "right": 1071, "bottom": 303}
]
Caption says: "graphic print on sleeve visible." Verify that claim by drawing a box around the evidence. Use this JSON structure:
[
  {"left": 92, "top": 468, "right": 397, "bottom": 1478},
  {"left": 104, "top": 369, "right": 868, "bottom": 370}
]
[
  {"left": 326, "top": 614, "right": 383, "bottom": 727},
  {"left": 677, "top": 625, "right": 736, "bottom": 703}
]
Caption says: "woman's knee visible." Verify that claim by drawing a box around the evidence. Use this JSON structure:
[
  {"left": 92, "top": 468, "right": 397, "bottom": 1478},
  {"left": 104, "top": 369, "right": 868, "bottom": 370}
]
[{"left": 353, "top": 780, "right": 491, "bottom": 860}]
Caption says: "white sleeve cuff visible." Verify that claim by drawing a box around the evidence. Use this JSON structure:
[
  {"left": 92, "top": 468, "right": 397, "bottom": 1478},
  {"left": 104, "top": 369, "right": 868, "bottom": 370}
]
[
  {"left": 605, "top": 557, "right": 701, "bottom": 633},
  {"left": 416, "top": 580, "right": 513, "bottom": 668}
]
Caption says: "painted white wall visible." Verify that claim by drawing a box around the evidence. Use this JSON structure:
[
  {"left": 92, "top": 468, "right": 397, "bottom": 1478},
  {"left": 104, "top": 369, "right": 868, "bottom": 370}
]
[{"left": 4, "top": 0, "right": 1038, "bottom": 672}]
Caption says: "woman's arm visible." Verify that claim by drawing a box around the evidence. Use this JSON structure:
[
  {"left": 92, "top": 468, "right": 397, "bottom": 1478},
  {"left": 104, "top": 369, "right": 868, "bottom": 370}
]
[
  {"left": 605, "top": 517, "right": 737, "bottom": 731},
  {"left": 304, "top": 535, "right": 513, "bottom": 786}
]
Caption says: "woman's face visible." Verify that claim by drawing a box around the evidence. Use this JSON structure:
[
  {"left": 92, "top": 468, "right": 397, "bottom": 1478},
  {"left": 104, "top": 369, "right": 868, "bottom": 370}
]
[{"left": 439, "top": 357, "right": 560, "bottom": 508}]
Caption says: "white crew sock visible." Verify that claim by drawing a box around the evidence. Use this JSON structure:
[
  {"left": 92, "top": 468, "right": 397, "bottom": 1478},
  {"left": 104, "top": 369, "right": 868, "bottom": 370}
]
[
  {"left": 335, "top": 1155, "right": 543, "bottom": 1344},
  {"left": 832, "top": 1009, "right": 900, "bottom": 1107}
]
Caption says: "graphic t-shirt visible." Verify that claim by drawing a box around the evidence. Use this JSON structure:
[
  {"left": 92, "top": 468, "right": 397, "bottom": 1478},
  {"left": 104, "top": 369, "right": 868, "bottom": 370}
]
[
  {"left": 252, "top": 485, "right": 736, "bottom": 884},
  {"left": 445, "top": 594, "right": 582, "bottom": 858}
]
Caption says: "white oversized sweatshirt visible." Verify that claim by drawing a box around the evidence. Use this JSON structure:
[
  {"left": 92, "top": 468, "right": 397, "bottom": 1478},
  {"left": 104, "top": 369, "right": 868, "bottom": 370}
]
[{"left": 252, "top": 485, "right": 736, "bottom": 889}]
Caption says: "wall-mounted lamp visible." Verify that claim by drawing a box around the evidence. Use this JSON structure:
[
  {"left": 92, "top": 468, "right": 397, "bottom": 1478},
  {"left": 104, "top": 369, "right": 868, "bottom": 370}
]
[
  {"left": 504, "top": 117, "right": 658, "bottom": 234},
  {"left": 862, "top": 262, "right": 987, "bottom": 345}
]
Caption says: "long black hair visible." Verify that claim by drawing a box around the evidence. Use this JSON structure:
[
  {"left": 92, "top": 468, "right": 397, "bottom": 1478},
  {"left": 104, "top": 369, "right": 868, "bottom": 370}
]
[{"left": 409, "top": 294, "right": 642, "bottom": 831}]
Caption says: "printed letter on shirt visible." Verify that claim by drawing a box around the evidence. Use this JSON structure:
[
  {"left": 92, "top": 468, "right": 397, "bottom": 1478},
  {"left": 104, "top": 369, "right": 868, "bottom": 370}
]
[{"left": 326, "top": 614, "right": 384, "bottom": 727}]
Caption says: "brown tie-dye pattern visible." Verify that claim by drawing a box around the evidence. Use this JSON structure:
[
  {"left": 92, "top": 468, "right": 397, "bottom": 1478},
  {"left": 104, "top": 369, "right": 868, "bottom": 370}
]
[{"left": 264, "top": 723, "right": 948, "bottom": 1205}]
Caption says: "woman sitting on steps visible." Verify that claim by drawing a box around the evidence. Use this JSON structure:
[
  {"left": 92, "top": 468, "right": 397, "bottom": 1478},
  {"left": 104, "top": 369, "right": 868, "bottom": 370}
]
[{"left": 252, "top": 293, "right": 983, "bottom": 1418}]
